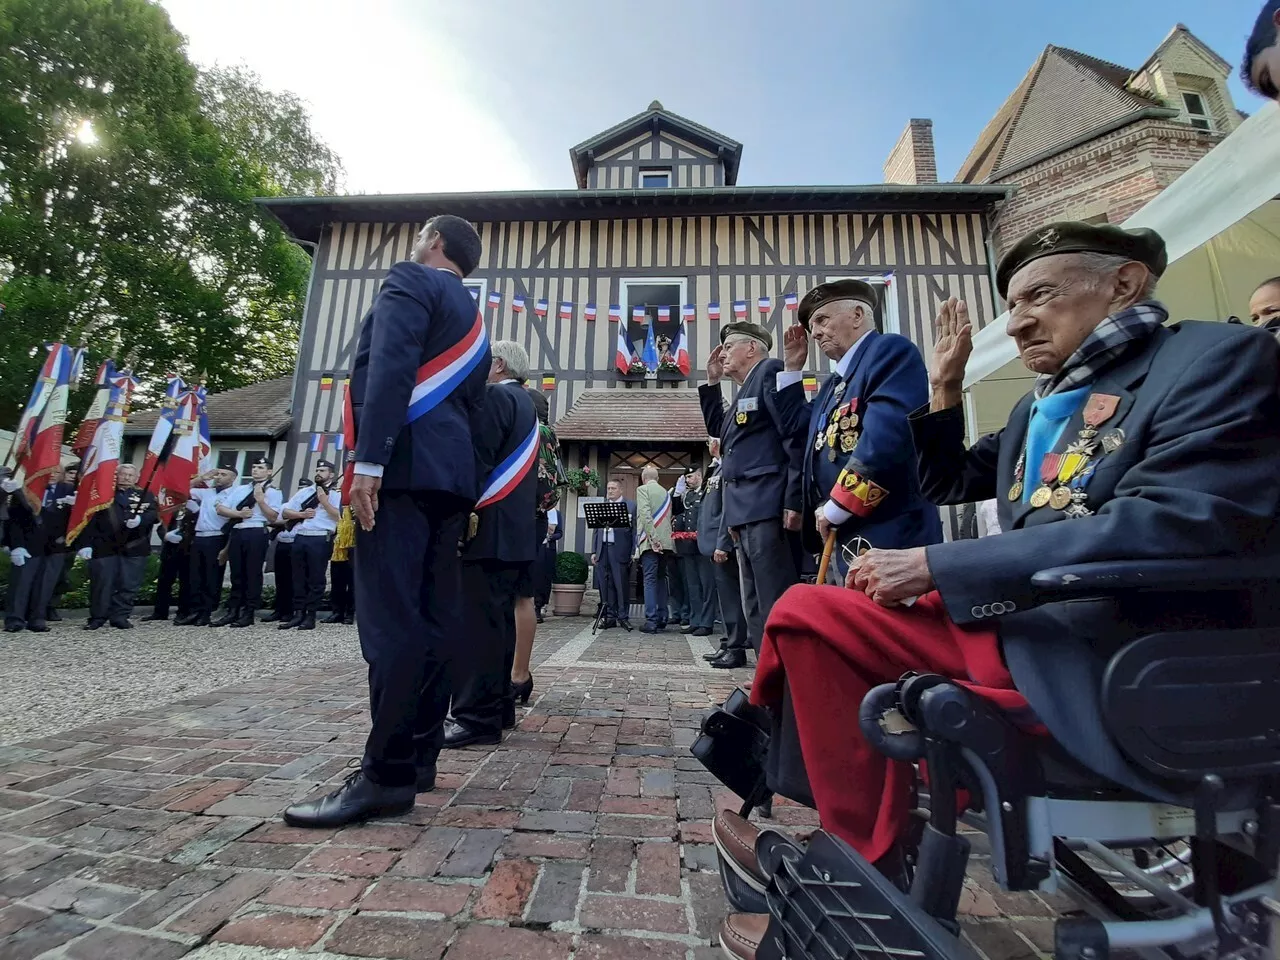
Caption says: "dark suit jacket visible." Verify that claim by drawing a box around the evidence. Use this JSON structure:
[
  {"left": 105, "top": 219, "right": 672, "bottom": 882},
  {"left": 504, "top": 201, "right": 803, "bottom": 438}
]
[
  {"left": 700, "top": 357, "right": 808, "bottom": 529},
  {"left": 786, "top": 332, "right": 942, "bottom": 559},
  {"left": 348, "top": 261, "right": 490, "bottom": 497},
  {"left": 697, "top": 462, "right": 735, "bottom": 557},
  {"left": 911, "top": 320, "right": 1280, "bottom": 798},
  {"left": 465, "top": 381, "right": 538, "bottom": 564},
  {"left": 591, "top": 499, "right": 636, "bottom": 559},
  {"left": 81, "top": 487, "right": 159, "bottom": 557}
]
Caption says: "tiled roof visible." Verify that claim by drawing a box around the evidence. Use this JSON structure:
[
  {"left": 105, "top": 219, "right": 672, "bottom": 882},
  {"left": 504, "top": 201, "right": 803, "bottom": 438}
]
[
  {"left": 124, "top": 377, "right": 293, "bottom": 438},
  {"left": 555, "top": 388, "right": 718, "bottom": 443},
  {"left": 956, "top": 45, "right": 1168, "bottom": 183}
]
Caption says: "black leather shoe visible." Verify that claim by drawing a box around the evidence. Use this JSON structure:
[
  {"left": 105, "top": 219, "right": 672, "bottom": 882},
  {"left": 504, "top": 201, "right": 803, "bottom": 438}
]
[
  {"left": 298, "top": 614, "right": 316, "bottom": 631},
  {"left": 46, "top": 609, "right": 62, "bottom": 622},
  {"left": 5, "top": 623, "right": 25, "bottom": 633},
  {"left": 193, "top": 614, "right": 211, "bottom": 626},
  {"left": 443, "top": 720, "right": 501, "bottom": 749},
  {"left": 502, "top": 705, "right": 516, "bottom": 730},
  {"left": 278, "top": 613, "right": 304, "bottom": 631},
  {"left": 320, "top": 612, "right": 343, "bottom": 624},
  {"left": 704, "top": 639, "right": 730, "bottom": 661},
  {"left": 26, "top": 622, "right": 50, "bottom": 632},
  {"left": 229, "top": 612, "right": 254, "bottom": 628},
  {"left": 109, "top": 619, "right": 134, "bottom": 630},
  {"left": 174, "top": 614, "right": 199, "bottom": 626},
  {"left": 415, "top": 764, "right": 437, "bottom": 793},
  {"left": 511, "top": 675, "right": 534, "bottom": 705},
  {"left": 711, "top": 648, "right": 748, "bottom": 669},
  {"left": 342, "top": 612, "right": 354, "bottom": 625},
  {"left": 260, "top": 611, "right": 283, "bottom": 623},
  {"left": 83, "top": 620, "right": 105, "bottom": 630},
  {"left": 681, "top": 625, "right": 696, "bottom": 634},
  {"left": 282, "top": 770, "right": 415, "bottom": 828},
  {"left": 210, "top": 612, "right": 236, "bottom": 627},
  {"left": 601, "top": 618, "right": 617, "bottom": 629},
  {"left": 141, "top": 612, "right": 168, "bottom": 622},
  {"left": 692, "top": 627, "right": 713, "bottom": 637}
]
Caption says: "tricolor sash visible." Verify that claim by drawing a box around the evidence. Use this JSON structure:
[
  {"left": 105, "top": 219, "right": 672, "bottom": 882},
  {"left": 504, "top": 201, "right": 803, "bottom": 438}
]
[
  {"left": 637, "top": 492, "right": 671, "bottom": 547},
  {"left": 407, "top": 313, "right": 488, "bottom": 424},
  {"left": 476, "top": 423, "right": 540, "bottom": 509}
]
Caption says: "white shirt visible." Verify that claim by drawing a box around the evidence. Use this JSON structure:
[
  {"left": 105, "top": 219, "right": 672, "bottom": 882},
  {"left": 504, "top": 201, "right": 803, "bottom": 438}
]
[
  {"left": 188, "top": 487, "right": 234, "bottom": 535},
  {"left": 602, "top": 497, "right": 623, "bottom": 542},
  {"left": 224, "top": 483, "right": 283, "bottom": 528},
  {"left": 283, "top": 487, "right": 342, "bottom": 535}
]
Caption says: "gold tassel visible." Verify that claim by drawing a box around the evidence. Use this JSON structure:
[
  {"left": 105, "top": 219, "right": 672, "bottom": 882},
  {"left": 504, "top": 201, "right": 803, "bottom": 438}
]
[{"left": 332, "top": 506, "right": 356, "bottom": 560}]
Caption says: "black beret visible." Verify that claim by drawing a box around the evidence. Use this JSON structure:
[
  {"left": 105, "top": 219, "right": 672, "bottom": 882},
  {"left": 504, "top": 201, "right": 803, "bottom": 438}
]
[
  {"left": 996, "top": 221, "right": 1168, "bottom": 299},
  {"left": 718, "top": 321, "right": 773, "bottom": 352},
  {"left": 797, "top": 279, "right": 878, "bottom": 331},
  {"left": 315, "top": 459, "right": 335, "bottom": 470}
]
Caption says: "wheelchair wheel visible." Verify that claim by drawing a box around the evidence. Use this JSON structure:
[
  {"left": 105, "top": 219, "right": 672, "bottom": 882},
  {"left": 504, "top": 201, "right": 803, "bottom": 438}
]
[{"left": 1057, "top": 838, "right": 1196, "bottom": 917}]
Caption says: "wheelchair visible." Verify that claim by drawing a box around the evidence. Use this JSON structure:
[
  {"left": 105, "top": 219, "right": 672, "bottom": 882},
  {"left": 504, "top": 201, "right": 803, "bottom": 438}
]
[{"left": 695, "top": 557, "right": 1280, "bottom": 960}]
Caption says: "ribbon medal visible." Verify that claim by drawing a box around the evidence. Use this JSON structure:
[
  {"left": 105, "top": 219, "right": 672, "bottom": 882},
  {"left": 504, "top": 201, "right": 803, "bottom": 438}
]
[{"left": 1029, "top": 453, "right": 1060, "bottom": 509}]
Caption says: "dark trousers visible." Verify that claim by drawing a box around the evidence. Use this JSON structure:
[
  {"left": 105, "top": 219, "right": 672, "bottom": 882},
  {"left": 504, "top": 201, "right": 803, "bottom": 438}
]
[
  {"left": 356, "top": 491, "right": 468, "bottom": 788},
  {"left": 153, "top": 543, "right": 190, "bottom": 618},
  {"left": 291, "top": 535, "right": 331, "bottom": 615},
  {"left": 736, "top": 518, "right": 799, "bottom": 653},
  {"left": 190, "top": 536, "right": 225, "bottom": 617},
  {"left": 89, "top": 554, "right": 148, "bottom": 623},
  {"left": 640, "top": 549, "right": 669, "bottom": 628},
  {"left": 272, "top": 539, "right": 294, "bottom": 617},
  {"left": 681, "top": 552, "right": 717, "bottom": 630},
  {"left": 329, "top": 558, "right": 354, "bottom": 616},
  {"left": 667, "top": 554, "right": 688, "bottom": 622},
  {"left": 712, "top": 550, "right": 749, "bottom": 650},
  {"left": 452, "top": 561, "right": 524, "bottom": 735},
  {"left": 596, "top": 542, "right": 629, "bottom": 621},
  {"left": 5, "top": 553, "right": 63, "bottom": 629},
  {"left": 533, "top": 542, "right": 555, "bottom": 609},
  {"left": 226, "top": 527, "right": 269, "bottom": 614}
]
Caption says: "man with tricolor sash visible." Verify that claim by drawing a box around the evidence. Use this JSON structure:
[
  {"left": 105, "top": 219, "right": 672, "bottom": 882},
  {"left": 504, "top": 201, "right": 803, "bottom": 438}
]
[
  {"left": 635, "top": 465, "right": 675, "bottom": 633},
  {"left": 446, "top": 340, "right": 540, "bottom": 749},
  {"left": 285, "top": 215, "right": 490, "bottom": 829}
]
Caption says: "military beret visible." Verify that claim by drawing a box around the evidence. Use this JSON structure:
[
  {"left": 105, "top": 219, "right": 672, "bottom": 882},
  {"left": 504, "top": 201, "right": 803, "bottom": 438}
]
[
  {"left": 996, "top": 221, "right": 1168, "bottom": 299},
  {"left": 315, "top": 459, "right": 335, "bottom": 470},
  {"left": 718, "top": 321, "right": 773, "bottom": 352},
  {"left": 797, "top": 279, "right": 878, "bottom": 331}
]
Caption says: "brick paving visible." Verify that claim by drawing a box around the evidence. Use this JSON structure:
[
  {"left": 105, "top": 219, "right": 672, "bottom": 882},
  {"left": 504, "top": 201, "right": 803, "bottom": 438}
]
[{"left": 0, "top": 615, "right": 1070, "bottom": 960}]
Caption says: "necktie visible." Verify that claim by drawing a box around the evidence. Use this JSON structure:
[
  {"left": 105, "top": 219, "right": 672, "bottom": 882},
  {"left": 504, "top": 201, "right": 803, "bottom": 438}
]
[{"left": 1021, "top": 385, "right": 1091, "bottom": 502}]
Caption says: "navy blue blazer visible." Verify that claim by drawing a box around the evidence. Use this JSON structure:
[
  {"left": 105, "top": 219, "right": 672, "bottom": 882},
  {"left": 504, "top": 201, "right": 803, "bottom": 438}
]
[
  {"left": 465, "top": 381, "right": 538, "bottom": 564},
  {"left": 912, "top": 320, "right": 1280, "bottom": 799},
  {"left": 347, "top": 262, "right": 490, "bottom": 498},
  {"left": 787, "top": 331, "right": 941, "bottom": 562},
  {"left": 591, "top": 499, "right": 636, "bottom": 559}
]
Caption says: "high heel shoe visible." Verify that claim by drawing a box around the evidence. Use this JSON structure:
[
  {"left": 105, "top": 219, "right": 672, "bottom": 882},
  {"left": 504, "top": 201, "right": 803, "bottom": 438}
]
[{"left": 511, "top": 675, "right": 534, "bottom": 705}]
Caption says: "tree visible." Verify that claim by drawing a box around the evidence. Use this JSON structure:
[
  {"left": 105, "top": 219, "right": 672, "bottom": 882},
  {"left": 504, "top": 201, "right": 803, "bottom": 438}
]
[{"left": 0, "top": 0, "right": 343, "bottom": 431}]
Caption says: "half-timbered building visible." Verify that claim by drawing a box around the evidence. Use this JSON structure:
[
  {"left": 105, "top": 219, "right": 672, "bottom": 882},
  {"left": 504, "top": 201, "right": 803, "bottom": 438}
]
[{"left": 259, "top": 103, "right": 1007, "bottom": 550}]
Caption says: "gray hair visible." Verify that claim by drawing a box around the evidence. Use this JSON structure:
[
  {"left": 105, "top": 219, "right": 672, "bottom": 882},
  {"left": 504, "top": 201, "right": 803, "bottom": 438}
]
[
  {"left": 641, "top": 465, "right": 659, "bottom": 481},
  {"left": 1069, "top": 252, "right": 1158, "bottom": 301},
  {"left": 491, "top": 340, "right": 530, "bottom": 381}
]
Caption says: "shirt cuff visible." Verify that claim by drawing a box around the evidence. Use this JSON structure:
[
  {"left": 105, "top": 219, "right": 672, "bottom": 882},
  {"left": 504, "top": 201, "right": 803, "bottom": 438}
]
[
  {"left": 354, "top": 462, "right": 384, "bottom": 478},
  {"left": 776, "top": 370, "right": 805, "bottom": 391},
  {"left": 823, "top": 500, "right": 854, "bottom": 526}
]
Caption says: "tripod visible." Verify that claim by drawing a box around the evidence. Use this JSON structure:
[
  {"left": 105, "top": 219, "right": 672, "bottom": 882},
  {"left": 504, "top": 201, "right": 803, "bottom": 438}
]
[{"left": 584, "top": 500, "right": 633, "bottom": 636}]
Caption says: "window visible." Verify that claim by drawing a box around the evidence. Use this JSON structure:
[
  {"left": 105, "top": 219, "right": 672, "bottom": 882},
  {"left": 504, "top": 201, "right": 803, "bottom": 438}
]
[
  {"left": 638, "top": 169, "right": 671, "bottom": 189},
  {"left": 822, "top": 274, "right": 900, "bottom": 372},
  {"left": 1182, "top": 92, "right": 1213, "bottom": 131},
  {"left": 619, "top": 278, "right": 688, "bottom": 371},
  {"left": 215, "top": 447, "right": 268, "bottom": 482}
]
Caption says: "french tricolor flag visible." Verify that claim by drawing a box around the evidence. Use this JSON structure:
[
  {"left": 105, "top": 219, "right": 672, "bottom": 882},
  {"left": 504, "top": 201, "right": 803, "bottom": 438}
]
[
  {"left": 632, "top": 306, "right": 647, "bottom": 322},
  {"left": 608, "top": 304, "right": 622, "bottom": 323},
  {"left": 657, "top": 306, "right": 671, "bottom": 322},
  {"left": 512, "top": 295, "right": 525, "bottom": 313},
  {"left": 784, "top": 292, "right": 799, "bottom": 311},
  {"left": 682, "top": 304, "right": 696, "bottom": 322},
  {"left": 534, "top": 299, "right": 548, "bottom": 317},
  {"left": 615, "top": 326, "right": 635, "bottom": 374},
  {"left": 670, "top": 321, "right": 691, "bottom": 376},
  {"left": 487, "top": 291, "right": 501, "bottom": 309},
  {"left": 757, "top": 296, "right": 771, "bottom": 314},
  {"left": 708, "top": 302, "right": 721, "bottom": 320},
  {"left": 585, "top": 303, "right": 597, "bottom": 321},
  {"left": 559, "top": 301, "right": 573, "bottom": 319},
  {"left": 733, "top": 301, "right": 747, "bottom": 319}
]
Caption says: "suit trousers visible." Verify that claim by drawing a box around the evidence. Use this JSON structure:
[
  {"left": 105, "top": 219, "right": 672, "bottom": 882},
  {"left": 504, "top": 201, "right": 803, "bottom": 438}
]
[
  {"left": 681, "top": 552, "right": 717, "bottom": 631},
  {"left": 153, "top": 542, "right": 190, "bottom": 618},
  {"left": 226, "top": 527, "right": 270, "bottom": 614},
  {"left": 667, "top": 558, "right": 688, "bottom": 622},
  {"left": 89, "top": 554, "right": 147, "bottom": 623},
  {"left": 735, "top": 518, "right": 799, "bottom": 652},
  {"left": 190, "top": 536, "right": 225, "bottom": 617},
  {"left": 4, "top": 554, "right": 61, "bottom": 629},
  {"left": 291, "top": 535, "right": 331, "bottom": 615},
  {"left": 640, "top": 549, "right": 669, "bottom": 628},
  {"left": 596, "top": 543, "right": 629, "bottom": 621},
  {"left": 452, "top": 561, "right": 524, "bottom": 735},
  {"left": 712, "top": 550, "right": 749, "bottom": 649},
  {"left": 272, "top": 540, "right": 294, "bottom": 617},
  {"left": 329, "top": 558, "right": 354, "bottom": 616},
  {"left": 356, "top": 491, "right": 468, "bottom": 788}
]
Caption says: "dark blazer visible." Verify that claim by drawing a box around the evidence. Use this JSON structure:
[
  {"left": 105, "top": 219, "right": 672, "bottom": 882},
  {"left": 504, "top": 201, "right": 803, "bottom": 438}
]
[
  {"left": 81, "top": 486, "right": 159, "bottom": 557},
  {"left": 591, "top": 499, "right": 636, "bottom": 559},
  {"left": 700, "top": 357, "right": 808, "bottom": 529},
  {"left": 788, "top": 332, "right": 941, "bottom": 560},
  {"left": 348, "top": 261, "right": 490, "bottom": 497},
  {"left": 697, "top": 462, "right": 734, "bottom": 557},
  {"left": 672, "top": 486, "right": 703, "bottom": 556},
  {"left": 911, "top": 320, "right": 1280, "bottom": 798},
  {"left": 3, "top": 493, "right": 42, "bottom": 554},
  {"left": 465, "top": 381, "right": 538, "bottom": 564},
  {"left": 43, "top": 481, "right": 76, "bottom": 553}
]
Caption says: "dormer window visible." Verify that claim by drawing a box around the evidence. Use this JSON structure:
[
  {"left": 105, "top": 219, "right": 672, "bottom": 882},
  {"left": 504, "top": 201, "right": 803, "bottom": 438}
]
[
  {"left": 639, "top": 169, "right": 672, "bottom": 189},
  {"left": 1182, "top": 92, "right": 1213, "bottom": 131}
]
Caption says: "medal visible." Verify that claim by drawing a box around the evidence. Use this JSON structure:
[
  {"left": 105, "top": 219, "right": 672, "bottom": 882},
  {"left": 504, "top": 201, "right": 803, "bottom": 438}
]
[
  {"left": 1030, "top": 452, "right": 1061, "bottom": 508},
  {"left": 814, "top": 435, "right": 825, "bottom": 452},
  {"left": 847, "top": 413, "right": 859, "bottom": 428},
  {"left": 839, "top": 417, "right": 851, "bottom": 431},
  {"left": 1008, "top": 447, "right": 1027, "bottom": 502},
  {"left": 735, "top": 411, "right": 747, "bottom": 425},
  {"left": 1029, "top": 486, "right": 1052, "bottom": 508},
  {"left": 1049, "top": 486, "right": 1073, "bottom": 510},
  {"left": 1008, "top": 480, "right": 1023, "bottom": 502},
  {"left": 1101, "top": 428, "right": 1124, "bottom": 454},
  {"left": 827, "top": 448, "right": 837, "bottom": 463},
  {"left": 833, "top": 381, "right": 846, "bottom": 399},
  {"left": 1080, "top": 393, "right": 1120, "bottom": 439},
  {"left": 840, "top": 434, "right": 856, "bottom": 453}
]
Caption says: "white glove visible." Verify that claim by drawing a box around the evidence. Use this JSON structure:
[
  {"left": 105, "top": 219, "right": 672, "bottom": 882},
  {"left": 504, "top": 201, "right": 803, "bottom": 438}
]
[
  {"left": 77, "top": 547, "right": 92, "bottom": 560},
  {"left": 164, "top": 530, "right": 183, "bottom": 544},
  {"left": 58, "top": 495, "right": 76, "bottom": 507},
  {"left": 674, "top": 475, "right": 687, "bottom": 496},
  {"left": 125, "top": 516, "right": 141, "bottom": 529},
  {"left": 10, "top": 548, "right": 29, "bottom": 566},
  {"left": 0, "top": 478, "right": 19, "bottom": 494}
]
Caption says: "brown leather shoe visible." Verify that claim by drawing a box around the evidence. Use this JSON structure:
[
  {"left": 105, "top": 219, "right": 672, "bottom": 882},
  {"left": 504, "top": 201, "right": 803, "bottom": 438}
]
[
  {"left": 713, "top": 810, "right": 767, "bottom": 894},
  {"left": 719, "top": 912, "right": 769, "bottom": 960}
]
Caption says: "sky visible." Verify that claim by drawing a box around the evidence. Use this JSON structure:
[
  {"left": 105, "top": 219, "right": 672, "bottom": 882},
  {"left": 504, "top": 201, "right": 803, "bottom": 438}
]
[{"left": 159, "top": 0, "right": 1271, "bottom": 196}]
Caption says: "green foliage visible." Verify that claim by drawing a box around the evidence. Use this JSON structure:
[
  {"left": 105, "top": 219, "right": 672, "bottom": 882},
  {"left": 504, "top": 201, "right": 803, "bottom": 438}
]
[
  {"left": 565, "top": 468, "right": 601, "bottom": 494},
  {"left": 0, "top": 0, "right": 344, "bottom": 424},
  {"left": 554, "top": 550, "right": 589, "bottom": 585}
]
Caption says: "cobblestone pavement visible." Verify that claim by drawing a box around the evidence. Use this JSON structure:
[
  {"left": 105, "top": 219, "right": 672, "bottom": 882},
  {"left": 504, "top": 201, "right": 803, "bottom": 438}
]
[{"left": 0, "top": 615, "right": 1069, "bottom": 960}]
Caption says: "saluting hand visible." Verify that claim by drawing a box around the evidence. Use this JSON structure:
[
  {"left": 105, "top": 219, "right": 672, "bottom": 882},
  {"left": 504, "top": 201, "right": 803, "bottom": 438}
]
[
  {"left": 351, "top": 474, "right": 380, "bottom": 532},
  {"left": 783, "top": 325, "right": 808, "bottom": 372},
  {"left": 929, "top": 298, "right": 972, "bottom": 400},
  {"left": 706, "top": 345, "right": 726, "bottom": 385}
]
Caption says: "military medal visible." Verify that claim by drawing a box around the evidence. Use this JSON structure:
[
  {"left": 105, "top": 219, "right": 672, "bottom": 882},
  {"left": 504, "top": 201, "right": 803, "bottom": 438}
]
[
  {"left": 1008, "top": 447, "right": 1026, "bottom": 502},
  {"left": 1079, "top": 393, "right": 1120, "bottom": 440},
  {"left": 840, "top": 434, "right": 855, "bottom": 453},
  {"left": 827, "top": 448, "right": 837, "bottom": 463},
  {"left": 1101, "top": 428, "right": 1124, "bottom": 454},
  {"left": 1049, "top": 486, "right": 1073, "bottom": 510},
  {"left": 833, "top": 381, "right": 846, "bottom": 400},
  {"left": 1030, "top": 453, "right": 1060, "bottom": 508},
  {"left": 847, "top": 413, "right": 859, "bottom": 428},
  {"left": 735, "top": 411, "right": 747, "bottom": 425},
  {"left": 838, "top": 416, "right": 851, "bottom": 431},
  {"left": 814, "top": 434, "right": 825, "bottom": 452}
]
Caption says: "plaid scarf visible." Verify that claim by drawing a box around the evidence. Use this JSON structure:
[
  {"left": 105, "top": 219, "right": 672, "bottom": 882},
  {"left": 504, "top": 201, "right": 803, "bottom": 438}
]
[{"left": 1035, "top": 301, "right": 1168, "bottom": 399}]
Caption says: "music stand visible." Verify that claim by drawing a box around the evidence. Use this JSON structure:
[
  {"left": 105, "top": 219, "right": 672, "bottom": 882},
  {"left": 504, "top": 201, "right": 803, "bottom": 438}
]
[{"left": 583, "top": 500, "right": 633, "bottom": 635}]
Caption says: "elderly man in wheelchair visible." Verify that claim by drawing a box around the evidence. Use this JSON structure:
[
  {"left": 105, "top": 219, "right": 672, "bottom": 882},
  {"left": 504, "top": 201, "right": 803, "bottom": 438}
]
[{"left": 695, "top": 222, "right": 1280, "bottom": 960}]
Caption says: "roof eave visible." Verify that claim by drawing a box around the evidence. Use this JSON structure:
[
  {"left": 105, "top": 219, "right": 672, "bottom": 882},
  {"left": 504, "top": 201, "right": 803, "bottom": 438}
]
[{"left": 988, "top": 106, "right": 1181, "bottom": 181}]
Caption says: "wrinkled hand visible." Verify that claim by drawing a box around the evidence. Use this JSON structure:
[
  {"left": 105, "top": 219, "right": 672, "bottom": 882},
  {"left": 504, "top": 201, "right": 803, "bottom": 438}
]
[
  {"left": 782, "top": 509, "right": 801, "bottom": 532},
  {"left": 846, "top": 547, "right": 933, "bottom": 606},
  {"left": 706, "top": 344, "right": 726, "bottom": 385},
  {"left": 125, "top": 516, "right": 141, "bottom": 529},
  {"left": 783, "top": 324, "right": 808, "bottom": 372},
  {"left": 713, "top": 549, "right": 729, "bottom": 564},
  {"left": 929, "top": 297, "right": 972, "bottom": 390},
  {"left": 350, "top": 474, "right": 381, "bottom": 532},
  {"left": 815, "top": 507, "right": 832, "bottom": 543}
]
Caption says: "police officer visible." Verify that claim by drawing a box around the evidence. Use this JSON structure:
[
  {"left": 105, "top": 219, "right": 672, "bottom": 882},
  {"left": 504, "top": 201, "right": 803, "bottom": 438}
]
[
  {"left": 261, "top": 482, "right": 305, "bottom": 624},
  {"left": 213, "top": 457, "right": 282, "bottom": 627},
  {"left": 178, "top": 468, "right": 237, "bottom": 626},
  {"left": 81, "top": 463, "right": 159, "bottom": 630},
  {"left": 699, "top": 321, "right": 808, "bottom": 651},
  {"left": 278, "top": 460, "right": 340, "bottom": 631}
]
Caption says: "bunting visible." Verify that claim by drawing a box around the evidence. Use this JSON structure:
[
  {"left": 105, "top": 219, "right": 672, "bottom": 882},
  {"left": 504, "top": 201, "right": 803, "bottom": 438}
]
[
  {"left": 708, "top": 302, "right": 721, "bottom": 320},
  {"left": 584, "top": 304, "right": 597, "bottom": 322},
  {"left": 682, "top": 304, "right": 696, "bottom": 323},
  {"left": 487, "top": 291, "right": 502, "bottom": 309},
  {"left": 534, "top": 299, "right": 548, "bottom": 317},
  {"left": 608, "top": 304, "right": 622, "bottom": 323},
  {"left": 558, "top": 301, "right": 573, "bottom": 320},
  {"left": 784, "top": 292, "right": 799, "bottom": 311},
  {"left": 512, "top": 295, "right": 525, "bottom": 314},
  {"left": 733, "top": 301, "right": 747, "bottom": 319},
  {"left": 757, "top": 296, "right": 771, "bottom": 314}
]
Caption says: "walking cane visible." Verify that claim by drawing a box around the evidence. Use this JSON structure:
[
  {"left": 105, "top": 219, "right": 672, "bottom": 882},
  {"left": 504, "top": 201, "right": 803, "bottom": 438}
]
[{"left": 816, "top": 529, "right": 837, "bottom": 586}]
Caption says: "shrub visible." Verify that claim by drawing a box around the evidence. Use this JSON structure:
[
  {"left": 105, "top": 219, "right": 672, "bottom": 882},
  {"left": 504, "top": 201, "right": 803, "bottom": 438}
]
[{"left": 554, "top": 550, "right": 589, "bottom": 585}]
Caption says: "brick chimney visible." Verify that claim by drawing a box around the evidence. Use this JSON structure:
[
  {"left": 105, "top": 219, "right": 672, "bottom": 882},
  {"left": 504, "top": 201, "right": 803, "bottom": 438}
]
[{"left": 883, "top": 119, "right": 938, "bottom": 185}]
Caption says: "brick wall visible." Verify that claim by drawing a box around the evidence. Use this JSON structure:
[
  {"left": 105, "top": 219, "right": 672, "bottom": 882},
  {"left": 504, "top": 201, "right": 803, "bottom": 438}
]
[
  {"left": 883, "top": 119, "right": 939, "bottom": 185},
  {"left": 991, "top": 119, "right": 1223, "bottom": 253}
]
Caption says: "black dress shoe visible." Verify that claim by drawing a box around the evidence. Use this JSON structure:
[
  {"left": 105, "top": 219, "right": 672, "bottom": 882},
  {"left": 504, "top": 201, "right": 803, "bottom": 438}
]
[
  {"left": 320, "top": 612, "right": 343, "bottom": 624},
  {"left": 210, "top": 611, "right": 238, "bottom": 627},
  {"left": 282, "top": 770, "right": 415, "bottom": 828},
  {"left": 711, "top": 648, "right": 748, "bottom": 669},
  {"left": 415, "top": 763, "right": 437, "bottom": 793},
  {"left": 692, "top": 627, "right": 713, "bottom": 637},
  {"left": 260, "top": 611, "right": 283, "bottom": 623},
  {"left": 511, "top": 675, "right": 534, "bottom": 705},
  {"left": 229, "top": 612, "right": 254, "bottom": 628},
  {"left": 5, "top": 623, "right": 25, "bottom": 633},
  {"left": 27, "top": 622, "right": 50, "bottom": 632},
  {"left": 193, "top": 614, "right": 211, "bottom": 626},
  {"left": 83, "top": 620, "right": 105, "bottom": 630},
  {"left": 109, "top": 619, "right": 134, "bottom": 629},
  {"left": 46, "top": 609, "right": 62, "bottom": 622},
  {"left": 278, "top": 613, "right": 304, "bottom": 630},
  {"left": 298, "top": 614, "right": 316, "bottom": 631},
  {"left": 343, "top": 612, "right": 354, "bottom": 625},
  {"left": 174, "top": 614, "right": 199, "bottom": 626},
  {"left": 141, "top": 612, "right": 168, "bottom": 622},
  {"left": 442, "top": 720, "right": 501, "bottom": 749},
  {"left": 681, "top": 625, "right": 696, "bottom": 634},
  {"left": 703, "top": 639, "right": 730, "bottom": 661}
]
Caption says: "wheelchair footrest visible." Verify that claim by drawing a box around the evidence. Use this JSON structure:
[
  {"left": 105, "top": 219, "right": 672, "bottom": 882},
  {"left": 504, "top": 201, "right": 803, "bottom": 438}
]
[{"left": 759, "top": 831, "right": 979, "bottom": 960}]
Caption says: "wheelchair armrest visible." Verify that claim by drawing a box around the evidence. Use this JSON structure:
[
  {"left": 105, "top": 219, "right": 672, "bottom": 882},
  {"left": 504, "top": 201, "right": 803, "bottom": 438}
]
[{"left": 1030, "top": 557, "right": 1280, "bottom": 602}]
